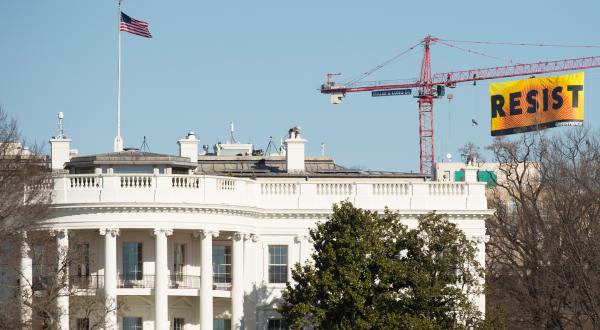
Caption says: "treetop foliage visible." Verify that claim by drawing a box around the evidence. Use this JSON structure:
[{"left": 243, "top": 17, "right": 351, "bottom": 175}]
[{"left": 280, "top": 202, "right": 484, "bottom": 330}]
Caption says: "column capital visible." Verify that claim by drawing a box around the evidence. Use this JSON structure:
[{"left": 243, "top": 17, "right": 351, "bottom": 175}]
[
  {"left": 232, "top": 232, "right": 244, "bottom": 241},
  {"left": 153, "top": 228, "right": 173, "bottom": 237},
  {"left": 199, "top": 230, "right": 219, "bottom": 239},
  {"left": 50, "top": 228, "right": 69, "bottom": 239},
  {"left": 99, "top": 228, "right": 120, "bottom": 237},
  {"left": 295, "top": 234, "right": 312, "bottom": 243},
  {"left": 243, "top": 233, "right": 259, "bottom": 242}
]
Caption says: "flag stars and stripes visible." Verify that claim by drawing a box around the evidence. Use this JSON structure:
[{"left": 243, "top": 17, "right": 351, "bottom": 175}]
[{"left": 120, "top": 12, "right": 152, "bottom": 38}]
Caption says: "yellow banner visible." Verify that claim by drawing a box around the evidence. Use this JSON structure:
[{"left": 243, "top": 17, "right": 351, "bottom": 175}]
[{"left": 490, "top": 72, "right": 584, "bottom": 136}]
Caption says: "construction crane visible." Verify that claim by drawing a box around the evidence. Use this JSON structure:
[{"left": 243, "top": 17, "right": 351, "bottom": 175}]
[{"left": 320, "top": 35, "right": 600, "bottom": 175}]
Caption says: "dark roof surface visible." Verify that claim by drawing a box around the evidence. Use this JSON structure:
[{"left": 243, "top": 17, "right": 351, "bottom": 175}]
[
  {"left": 196, "top": 155, "right": 428, "bottom": 179},
  {"left": 65, "top": 151, "right": 428, "bottom": 179},
  {"left": 66, "top": 150, "right": 197, "bottom": 168}
]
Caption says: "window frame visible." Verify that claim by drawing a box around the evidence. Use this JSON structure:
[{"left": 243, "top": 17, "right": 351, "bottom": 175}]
[
  {"left": 122, "top": 316, "right": 143, "bottom": 330},
  {"left": 267, "top": 318, "right": 288, "bottom": 330},
  {"left": 268, "top": 244, "right": 289, "bottom": 284},
  {"left": 122, "top": 242, "right": 143, "bottom": 281},
  {"left": 173, "top": 317, "right": 185, "bottom": 330},
  {"left": 77, "top": 242, "right": 90, "bottom": 277},
  {"left": 173, "top": 243, "right": 186, "bottom": 277},
  {"left": 212, "top": 244, "right": 232, "bottom": 284},
  {"left": 213, "top": 318, "right": 232, "bottom": 330},
  {"left": 76, "top": 318, "right": 90, "bottom": 330}
]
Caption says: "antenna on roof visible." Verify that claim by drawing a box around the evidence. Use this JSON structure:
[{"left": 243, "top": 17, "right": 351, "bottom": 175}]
[
  {"left": 57, "top": 112, "right": 66, "bottom": 139},
  {"left": 321, "top": 142, "right": 325, "bottom": 157},
  {"left": 229, "top": 121, "right": 238, "bottom": 143},
  {"left": 140, "top": 136, "right": 151, "bottom": 152},
  {"left": 265, "top": 136, "right": 279, "bottom": 156}
]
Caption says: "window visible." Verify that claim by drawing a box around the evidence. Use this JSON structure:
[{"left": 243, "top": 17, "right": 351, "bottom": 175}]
[
  {"left": 173, "top": 317, "right": 185, "bottom": 330},
  {"left": 123, "top": 317, "right": 143, "bottom": 330},
  {"left": 213, "top": 319, "right": 231, "bottom": 330},
  {"left": 123, "top": 242, "right": 143, "bottom": 280},
  {"left": 77, "top": 243, "right": 90, "bottom": 277},
  {"left": 213, "top": 245, "right": 232, "bottom": 284},
  {"left": 172, "top": 167, "right": 188, "bottom": 174},
  {"left": 268, "top": 245, "right": 288, "bottom": 284},
  {"left": 76, "top": 318, "right": 90, "bottom": 330},
  {"left": 507, "top": 200, "right": 517, "bottom": 216},
  {"left": 267, "top": 319, "right": 288, "bottom": 330},
  {"left": 32, "top": 245, "right": 46, "bottom": 289},
  {"left": 174, "top": 243, "right": 185, "bottom": 277}
]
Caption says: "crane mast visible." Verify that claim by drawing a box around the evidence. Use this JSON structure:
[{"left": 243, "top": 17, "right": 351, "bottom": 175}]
[
  {"left": 416, "top": 36, "right": 436, "bottom": 175},
  {"left": 321, "top": 36, "right": 600, "bottom": 176}
]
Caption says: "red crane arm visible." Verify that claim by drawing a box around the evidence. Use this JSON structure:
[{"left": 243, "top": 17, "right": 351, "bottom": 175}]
[
  {"left": 436, "top": 56, "right": 600, "bottom": 85},
  {"left": 321, "top": 55, "right": 600, "bottom": 94}
]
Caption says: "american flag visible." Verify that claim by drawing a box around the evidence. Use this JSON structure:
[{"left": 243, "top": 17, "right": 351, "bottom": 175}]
[{"left": 120, "top": 12, "right": 152, "bottom": 38}]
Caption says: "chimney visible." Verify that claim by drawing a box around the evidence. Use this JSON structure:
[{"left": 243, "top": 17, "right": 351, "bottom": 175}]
[
  {"left": 178, "top": 131, "right": 199, "bottom": 163},
  {"left": 50, "top": 138, "right": 72, "bottom": 170},
  {"left": 49, "top": 112, "right": 72, "bottom": 170},
  {"left": 461, "top": 157, "right": 479, "bottom": 183},
  {"left": 284, "top": 126, "right": 307, "bottom": 174}
]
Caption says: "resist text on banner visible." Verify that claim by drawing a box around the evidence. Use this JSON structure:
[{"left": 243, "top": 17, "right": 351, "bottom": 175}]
[{"left": 489, "top": 72, "right": 584, "bottom": 136}]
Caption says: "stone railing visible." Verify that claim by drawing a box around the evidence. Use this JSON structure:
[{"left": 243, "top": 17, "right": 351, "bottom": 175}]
[
  {"left": 316, "top": 183, "right": 353, "bottom": 195},
  {"left": 217, "top": 178, "right": 236, "bottom": 190},
  {"left": 169, "top": 275, "right": 201, "bottom": 289},
  {"left": 120, "top": 175, "right": 152, "bottom": 188},
  {"left": 372, "top": 183, "right": 409, "bottom": 195},
  {"left": 260, "top": 183, "right": 298, "bottom": 195},
  {"left": 69, "top": 175, "right": 102, "bottom": 188},
  {"left": 172, "top": 176, "right": 200, "bottom": 189},
  {"left": 51, "top": 174, "right": 487, "bottom": 211},
  {"left": 429, "top": 183, "right": 465, "bottom": 196}
]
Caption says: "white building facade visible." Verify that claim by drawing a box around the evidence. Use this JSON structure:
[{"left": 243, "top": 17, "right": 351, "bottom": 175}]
[{"left": 15, "top": 128, "right": 491, "bottom": 330}]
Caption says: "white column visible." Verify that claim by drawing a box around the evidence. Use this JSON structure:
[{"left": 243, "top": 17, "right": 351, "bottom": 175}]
[
  {"left": 19, "top": 232, "right": 33, "bottom": 329},
  {"left": 55, "top": 229, "right": 69, "bottom": 330},
  {"left": 154, "top": 228, "right": 173, "bottom": 330},
  {"left": 231, "top": 232, "right": 244, "bottom": 330},
  {"left": 200, "top": 230, "right": 218, "bottom": 330},
  {"left": 475, "top": 235, "right": 489, "bottom": 316},
  {"left": 100, "top": 228, "right": 119, "bottom": 330}
]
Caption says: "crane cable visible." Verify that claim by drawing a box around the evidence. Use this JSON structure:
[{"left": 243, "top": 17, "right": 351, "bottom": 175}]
[
  {"left": 346, "top": 39, "right": 424, "bottom": 86},
  {"left": 437, "top": 40, "right": 516, "bottom": 64},
  {"left": 439, "top": 38, "right": 600, "bottom": 49}
]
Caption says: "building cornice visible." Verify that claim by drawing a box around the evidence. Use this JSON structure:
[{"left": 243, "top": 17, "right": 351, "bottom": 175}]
[{"left": 49, "top": 203, "right": 493, "bottom": 220}]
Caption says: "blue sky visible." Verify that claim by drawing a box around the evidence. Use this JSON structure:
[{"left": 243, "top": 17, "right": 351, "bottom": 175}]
[{"left": 1, "top": 0, "right": 599, "bottom": 171}]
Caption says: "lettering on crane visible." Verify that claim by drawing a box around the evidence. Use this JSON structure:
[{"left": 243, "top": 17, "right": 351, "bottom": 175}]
[{"left": 489, "top": 72, "right": 584, "bottom": 136}]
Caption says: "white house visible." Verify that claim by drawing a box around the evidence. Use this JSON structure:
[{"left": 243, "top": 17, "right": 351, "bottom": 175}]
[{"left": 14, "top": 124, "right": 491, "bottom": 330}]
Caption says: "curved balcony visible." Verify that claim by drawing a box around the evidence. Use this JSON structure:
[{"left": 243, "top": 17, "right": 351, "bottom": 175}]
[
  {"left": 117, "top": 275, "right": 155, "bottom": 288},
  {"left": 169, "top": 275, "right": 200, "bottom": 289},
  {"left": 213, "top": 282, "right": 232, "bottom": 291},
  {"left": 51, "top": 174, "right": 488, "bottom": 212},
  {"left": 70, "top": 274, "right": 104, "bottom": 289}
]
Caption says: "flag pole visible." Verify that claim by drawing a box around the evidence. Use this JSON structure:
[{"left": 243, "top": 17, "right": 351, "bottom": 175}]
[{"left": 114, "top": 0, "right": 123, "bottom": 152}]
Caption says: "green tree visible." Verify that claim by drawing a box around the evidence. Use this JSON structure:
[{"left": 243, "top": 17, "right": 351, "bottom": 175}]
[{"left": 279, "top": 202, "right": 484, "bottom": 329}]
